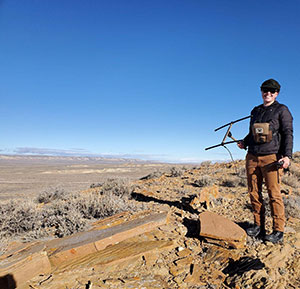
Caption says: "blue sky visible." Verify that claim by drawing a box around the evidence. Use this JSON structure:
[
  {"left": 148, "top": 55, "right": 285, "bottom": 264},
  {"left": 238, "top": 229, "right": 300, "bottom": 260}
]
[{"left": 1, "top": 0, "right": 299, "bottom": 162}]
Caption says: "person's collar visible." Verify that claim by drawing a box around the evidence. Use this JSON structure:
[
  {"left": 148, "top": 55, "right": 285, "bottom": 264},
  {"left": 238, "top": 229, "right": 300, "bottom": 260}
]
[{"left": 262, "top": 100, "right": 278, "bottom": 108}]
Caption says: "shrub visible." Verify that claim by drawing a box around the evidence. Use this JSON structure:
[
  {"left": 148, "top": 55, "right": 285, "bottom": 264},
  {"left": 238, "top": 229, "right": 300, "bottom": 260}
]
[
  {"left": 0, "top": 238, "right": 9, "bottom": 256},
  {"left": 235, "top": 166, "right": 246, "bottom": 177},
  {"left": 0, "top": 188, "right": 137, "bottom": 241},
  {"left": 90, "top": 178, "right": 132, "bottom": 198},
  {"left": 221, "top": 175, "right": 246, "bottom": 187},
  {"left": 230, "top": 164, "right": 247, "bottom": 187},
  {"left": 36, "top": 188, "right": 68, "bottom": 204},
  {"left": 200, "top": 161, "right": 212, "bottom": 167},
  {"left": 169, "top": 166, "right": 185, "bottom": 177},
  {"left": 140, "top": 170, "right": 164, "bottom": 180},
  {"left": 289, "top": 163, "right": 300, "bottom": 179},
  {"left": 70, "top": 190, "right": 135, "bottom": 220},
  {"left": 281, "top": 173, "right": 300, "bottom": 189},
  {"left": 284, "top": 196, "right": 300, "bottom": 219},
  {"left": 292, "top": 152, "right": 300, "bottom": 164},
  {"left": 0, "top": 200, "right": 40, "bottom": 238},
  {"left": 193, "top": 175, "right": 215, "bottom": 187},
  {"left": 38, "top": 201, "right": 87, "bottom": 238}
]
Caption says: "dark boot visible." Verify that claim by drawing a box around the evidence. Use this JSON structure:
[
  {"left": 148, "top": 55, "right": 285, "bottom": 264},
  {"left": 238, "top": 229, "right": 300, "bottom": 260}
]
[
  {"left": 246, "top": 224, "right": 261, "bottom": 237},
  {"left": 264, "top": 230, "right": 284, "bottom": 243}
]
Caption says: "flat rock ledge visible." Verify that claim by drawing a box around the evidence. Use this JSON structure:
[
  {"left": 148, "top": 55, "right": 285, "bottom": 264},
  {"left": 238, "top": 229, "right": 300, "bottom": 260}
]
[
  {"left": 0, "top": 211, "right": 169, "bottom": 288},
  {"left": 199, "top": 211, "right": 247, "bottom": 249}
]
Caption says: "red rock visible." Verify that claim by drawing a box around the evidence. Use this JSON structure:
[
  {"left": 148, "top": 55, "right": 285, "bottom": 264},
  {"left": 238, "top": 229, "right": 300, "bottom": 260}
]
[{"left": 199, "top": 211, "right": 246, "bottom": 249}]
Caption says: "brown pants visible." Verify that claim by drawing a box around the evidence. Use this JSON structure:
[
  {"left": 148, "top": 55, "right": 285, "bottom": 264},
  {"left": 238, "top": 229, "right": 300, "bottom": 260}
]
[{"left": 246, "top": 153, "right": 285, "bottom": 232}]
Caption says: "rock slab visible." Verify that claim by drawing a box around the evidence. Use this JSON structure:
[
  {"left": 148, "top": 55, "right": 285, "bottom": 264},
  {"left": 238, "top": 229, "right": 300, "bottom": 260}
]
[
  {"left": 199, "top": 211, "right": 246, "bottom": 249},
  {"left": 47, "top": 211, "right": 168, "bottom": 267},
  {"left": 0, "top": 251, "right": 51, "bottom": 289},
  {"left": 0, "top": 211, "right": 168, "bottom": 288}
]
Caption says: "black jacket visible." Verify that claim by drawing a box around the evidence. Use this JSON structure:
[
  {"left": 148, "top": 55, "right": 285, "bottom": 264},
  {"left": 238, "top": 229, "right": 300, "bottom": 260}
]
[{"left": 244, "top": 101, "right": 293, "bottom": 158}]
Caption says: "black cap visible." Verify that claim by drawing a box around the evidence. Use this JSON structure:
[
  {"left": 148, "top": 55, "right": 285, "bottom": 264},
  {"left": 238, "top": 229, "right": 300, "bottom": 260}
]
[{"left": 260, "top": 79, "right": 281, "bottom": 91}]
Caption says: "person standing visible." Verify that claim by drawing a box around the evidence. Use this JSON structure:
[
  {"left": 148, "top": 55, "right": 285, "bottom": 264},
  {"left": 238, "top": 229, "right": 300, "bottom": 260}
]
[{"left": 238, "top": 79, "right": 293, "bottom": 243}]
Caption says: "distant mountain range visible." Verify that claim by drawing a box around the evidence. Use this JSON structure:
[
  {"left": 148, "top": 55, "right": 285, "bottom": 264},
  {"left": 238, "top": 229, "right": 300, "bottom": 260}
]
[{"left": 0, "top": 154, "right": 153, "bottom": 164}]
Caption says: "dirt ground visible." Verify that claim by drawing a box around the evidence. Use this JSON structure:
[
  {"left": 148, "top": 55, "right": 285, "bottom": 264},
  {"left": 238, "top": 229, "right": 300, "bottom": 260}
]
[{"left": 0, "top": 155, "right": 187, "bottom": 201}]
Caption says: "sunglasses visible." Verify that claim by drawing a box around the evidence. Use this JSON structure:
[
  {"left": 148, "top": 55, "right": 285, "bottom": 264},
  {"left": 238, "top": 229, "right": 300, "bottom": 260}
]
[{"left": 261, "top": 88, "right": 278, "bottom": 94}]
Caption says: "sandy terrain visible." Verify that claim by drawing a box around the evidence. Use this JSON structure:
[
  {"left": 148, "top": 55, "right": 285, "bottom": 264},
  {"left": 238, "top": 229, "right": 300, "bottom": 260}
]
[{"left": 0, "top": 155, "right": 181, "bottom": 201}]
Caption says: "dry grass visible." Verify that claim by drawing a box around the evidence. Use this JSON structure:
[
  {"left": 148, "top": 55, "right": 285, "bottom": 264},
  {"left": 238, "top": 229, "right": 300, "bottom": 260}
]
[
  {"left": 169, "top": 166, "right": 185, "bottom": 177},
  {"left": 221, "top": 175, "right": 247, "bottom": 187},
  {"left": 0, "top": 200, "right": 42, "bottom": 238},
  {"left": 193, "top": 175, "right": 216, "bottom": 187},
  {"left": 281, "top": 173, "right": 300, "bottom": 189},
  {"left": 292, "top": 151, "right": 300, "bottom": 163},
  {"left": 0, "top": 181, "right": 138, "bottom": 243},
  {"left": 200, "top": 161, "right": 212, "bottom": 167},
  {"left": 235, "top": 166, "right": 246, "bottom": 178},
  {"left": 36, "top": 187, "right": 68, "bottom": 204},
  {"left": 288, "top": 163, "right": 300, "bottom": 179},
  {"left": 140, "top": 170, "right": 164, "bottom": 180},
  {"left": 90, "top": 178, "right": 133, "bottom": 198},
  {"left": 284, "top": 196, "right": 300, "bottom": 219}
]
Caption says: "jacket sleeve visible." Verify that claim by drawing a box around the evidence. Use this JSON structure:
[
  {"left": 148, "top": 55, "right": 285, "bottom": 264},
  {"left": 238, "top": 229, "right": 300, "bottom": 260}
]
[
  {"left": 279, "top": 106, "right": 293, "bottom": 158},
  {"left": 243, "top": 109, "right": 255, "bottom": 147},
  {"left": 243, "top": 133, "right": 250, "bottom": 147}
]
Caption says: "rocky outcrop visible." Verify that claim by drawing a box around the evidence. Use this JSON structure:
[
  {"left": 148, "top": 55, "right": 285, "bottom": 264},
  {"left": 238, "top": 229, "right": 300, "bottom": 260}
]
[
  {"left": 0, "top": 246, "right": 51, "bottom": 289},
  {"left": 1, "top": 160, "right": 300, "bottom": 288},
  {"left": 0, "top": 211, "right": 169, "bottom": 288}
]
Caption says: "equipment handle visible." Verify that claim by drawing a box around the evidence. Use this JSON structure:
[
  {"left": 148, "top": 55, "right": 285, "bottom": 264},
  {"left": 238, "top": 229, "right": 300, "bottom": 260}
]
[{"left": 276, "top": 161, "right": 284, "bottom": 169}]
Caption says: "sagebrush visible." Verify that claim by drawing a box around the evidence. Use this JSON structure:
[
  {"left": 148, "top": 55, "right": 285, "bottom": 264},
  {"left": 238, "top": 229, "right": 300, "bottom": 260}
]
[{"left": 0, "top": 181, "right": 137, "bottom": 241}]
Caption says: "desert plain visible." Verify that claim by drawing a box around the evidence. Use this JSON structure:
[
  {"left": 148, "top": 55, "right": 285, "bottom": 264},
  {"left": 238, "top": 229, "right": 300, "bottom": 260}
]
[{"left": 0, "top": 155, "right": 175, "bottom": 201}]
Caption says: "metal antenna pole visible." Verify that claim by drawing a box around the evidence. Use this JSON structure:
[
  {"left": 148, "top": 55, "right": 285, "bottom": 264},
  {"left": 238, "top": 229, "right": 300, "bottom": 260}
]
[
  {"left": 214, "top": 115, "right": 251, "bottom": 132},
  {"left": 205, "top": 115, "right": 251, "bottom": 151}
]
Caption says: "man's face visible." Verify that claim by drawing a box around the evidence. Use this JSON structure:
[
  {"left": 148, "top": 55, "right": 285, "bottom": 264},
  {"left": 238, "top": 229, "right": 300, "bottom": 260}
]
[{"left": 261, "top": 88, "right": 278, "bottom": 106}]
